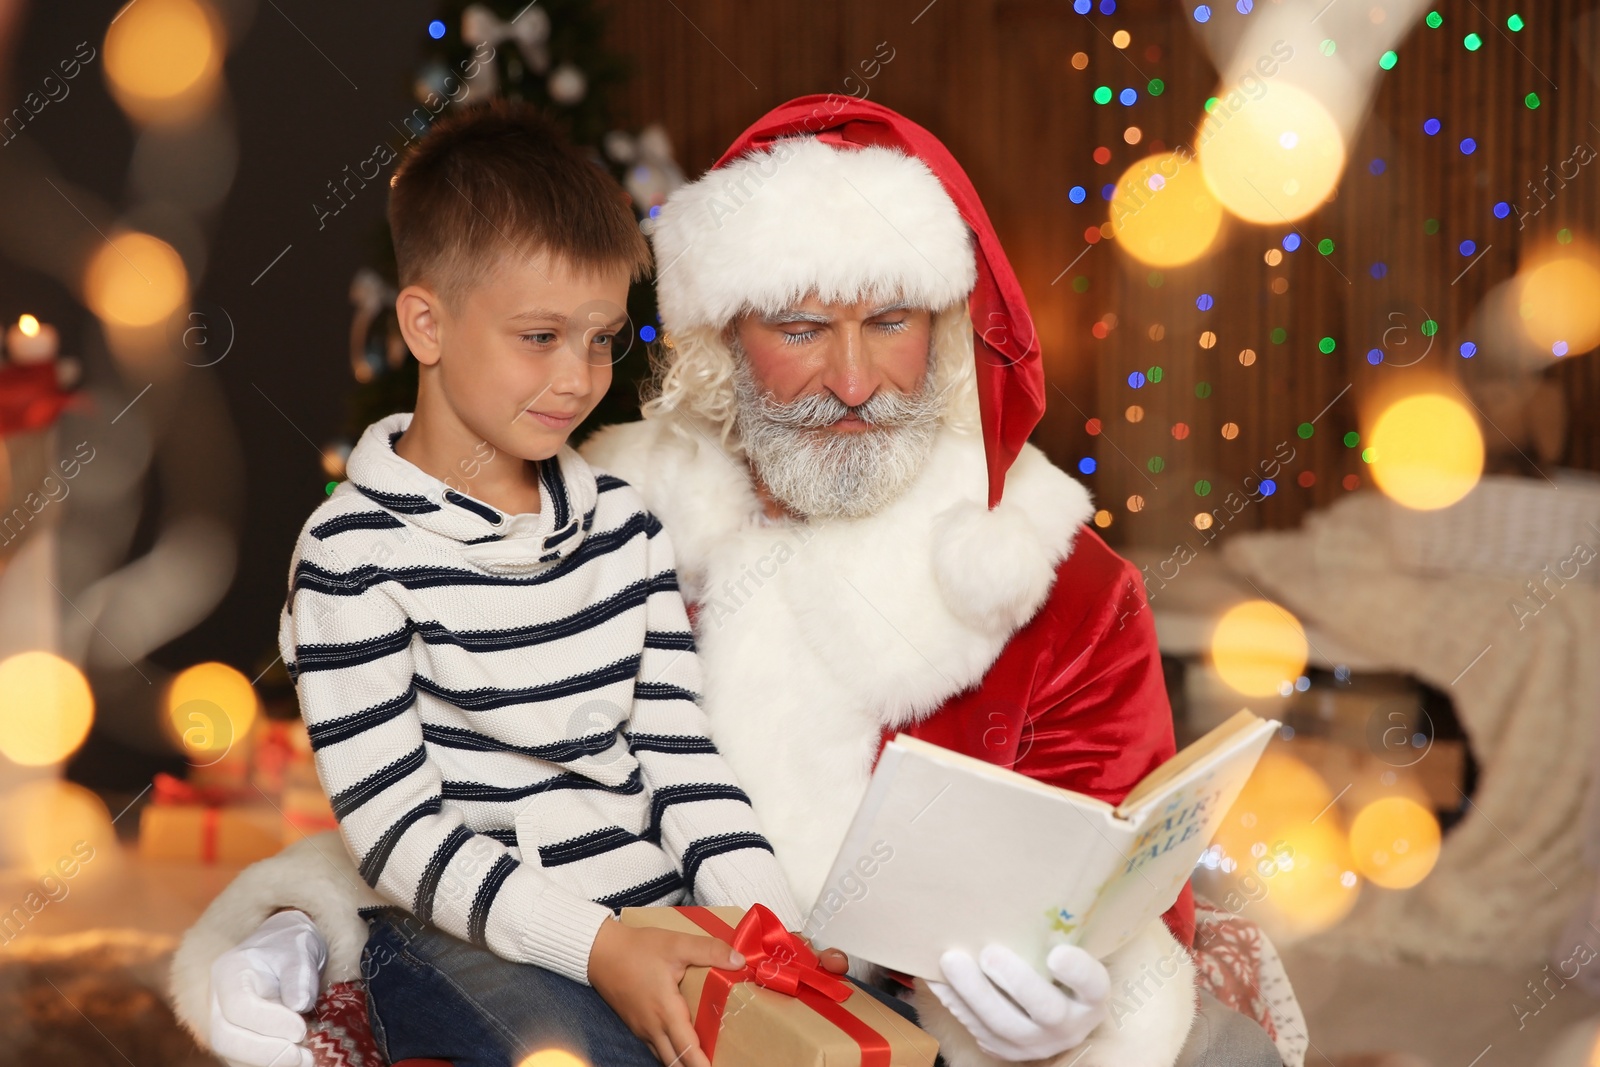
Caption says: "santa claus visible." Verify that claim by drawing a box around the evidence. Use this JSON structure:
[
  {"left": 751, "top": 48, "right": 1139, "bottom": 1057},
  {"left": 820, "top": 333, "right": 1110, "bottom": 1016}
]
[{"left": 170, "top": 97, "right": 1282, "bottom": 1067}]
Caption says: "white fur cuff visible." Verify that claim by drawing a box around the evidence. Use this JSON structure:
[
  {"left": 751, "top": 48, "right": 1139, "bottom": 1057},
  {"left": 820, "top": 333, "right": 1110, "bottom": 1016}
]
[{"left": 168, "top": 831, "right": 384, "bottom": 1044}]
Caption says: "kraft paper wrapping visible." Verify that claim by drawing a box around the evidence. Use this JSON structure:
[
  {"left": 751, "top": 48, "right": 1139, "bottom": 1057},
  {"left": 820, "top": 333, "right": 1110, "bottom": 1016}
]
[{"left": 619, "top": 905, "right": 939, "bottom": 1067}]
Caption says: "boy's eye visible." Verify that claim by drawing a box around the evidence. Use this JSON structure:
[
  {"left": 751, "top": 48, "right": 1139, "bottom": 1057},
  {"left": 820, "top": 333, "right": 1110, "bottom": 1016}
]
[{"left": 520, "top": 331, "right": 558, "bottom": 346}]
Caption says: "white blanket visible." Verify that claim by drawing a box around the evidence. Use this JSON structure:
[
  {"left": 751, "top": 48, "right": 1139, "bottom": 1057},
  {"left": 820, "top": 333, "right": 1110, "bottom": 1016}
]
[{"left": 1220, "top": 487, "right": 1600, "bottom": 965}]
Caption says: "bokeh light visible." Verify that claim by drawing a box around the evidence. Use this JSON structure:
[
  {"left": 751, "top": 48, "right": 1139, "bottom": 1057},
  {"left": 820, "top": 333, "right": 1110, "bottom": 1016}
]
[
  {"left": 0, "top": 779, "right": 120, "bottom": 881},
  {"left": 1198, "top": 81, "right": 1346, "bottom": 224},
  {"left": 0, "top": 652, "right": 95, "bottom": 766},
  {"left": 83, "top": 232, "right": 189, "bottom": 328},
  {"left": 166, "top": 662, "right": 258, "bottom": 761},
  {"left": 103, "top": 0, "right": 225, "bottom": 124},
  {"left": 1367, "top": 394, "right": 1484, "bottom": 510},
  {"left": 518, "top": 1052, "right": 589, "bottom": 1067},
  {"left": 1516, "top": 252, "right": 1600, "bottom": 357},
  {"left": 1207, "top": 751, "right": 1360, "bottom": 942},
  {"left": 1349, "top": 796, "right": 1442, "bottom": 889},
  {"left": 1210, "top": 600, "right": 1309, "bottom": 697},
  {"left": 1107, "top": 152, "right": 1224, "bottom": 267}
]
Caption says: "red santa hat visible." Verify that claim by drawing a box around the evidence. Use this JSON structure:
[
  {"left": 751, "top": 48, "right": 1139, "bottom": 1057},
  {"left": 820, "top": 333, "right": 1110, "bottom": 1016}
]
[{"left": 651, "top": 95, "right": 1046, "bottom": 509}]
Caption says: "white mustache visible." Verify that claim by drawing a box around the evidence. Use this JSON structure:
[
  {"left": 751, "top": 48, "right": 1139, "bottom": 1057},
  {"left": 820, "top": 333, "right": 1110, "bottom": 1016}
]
[{"left": 742, "top": 371, "right": 947, "bottom": 431}]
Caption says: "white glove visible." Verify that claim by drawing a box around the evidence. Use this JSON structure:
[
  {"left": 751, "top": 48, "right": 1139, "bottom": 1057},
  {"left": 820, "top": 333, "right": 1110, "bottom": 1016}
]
[
  {"left": 207, "top": 909, "right": 328, "bottom": 1067},
  {"left": 929, "top": 943, "right": 1111, "bottom": 1061}
]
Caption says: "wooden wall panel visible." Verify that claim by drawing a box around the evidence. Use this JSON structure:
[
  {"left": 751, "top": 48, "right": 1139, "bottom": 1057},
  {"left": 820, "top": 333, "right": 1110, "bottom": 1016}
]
[{"left": 598, "top": 0, "right": 1600, "bottom": 544}]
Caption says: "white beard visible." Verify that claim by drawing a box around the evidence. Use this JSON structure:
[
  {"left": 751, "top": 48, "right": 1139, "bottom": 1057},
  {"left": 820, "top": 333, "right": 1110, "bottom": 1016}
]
[{"left": 731, "top": 344, "right": 947, "bottom": 520}]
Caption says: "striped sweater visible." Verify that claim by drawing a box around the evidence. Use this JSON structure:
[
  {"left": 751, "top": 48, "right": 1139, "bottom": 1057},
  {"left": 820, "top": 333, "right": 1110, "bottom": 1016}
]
[{"left": 279, "top": 412, "right": 801, "bottom": 983}]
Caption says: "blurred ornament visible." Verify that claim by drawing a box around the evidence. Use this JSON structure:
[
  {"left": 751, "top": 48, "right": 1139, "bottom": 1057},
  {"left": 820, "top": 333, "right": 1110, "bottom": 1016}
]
[
  {"left": 56, "top": 357, "right": 83, "bottom": 390},
  {"left": 414, "top": 58, "right": 457, "bottom": 104},
  {"left": 6, "top": 315, "right": 58, "bottom": 364},
  {"left": 0, "top": 358, "right": 79, "bottom": 436},
  {"left": 0, "top": 651, "right": 94, "bottom": 766},
  {"left": 606, "top": 124, "right": 685, "bottom": 211},
  {"left": 547, "top": 64, "right": 588, "bottom": 105},
  {"left": 603, "top": 129, "right": 637, "bottom": 163},
  {"left": 321, "top": 440, "right": 352, "bottom": 480},
  {"left": 349, "top": 268, "right": 399, "bottom": 383},
  {"left": 462, "top": 3, "right": 550, "bottom": 75}
]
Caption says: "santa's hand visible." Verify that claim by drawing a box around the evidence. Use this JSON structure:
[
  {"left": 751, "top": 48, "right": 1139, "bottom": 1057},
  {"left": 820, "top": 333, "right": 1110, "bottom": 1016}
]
[
  {"left": 208, "top": 909, "right": 327, "bottom": 1067},
  {"left": 928, "top": 943, "right": 1110, "bottom": 1061}
]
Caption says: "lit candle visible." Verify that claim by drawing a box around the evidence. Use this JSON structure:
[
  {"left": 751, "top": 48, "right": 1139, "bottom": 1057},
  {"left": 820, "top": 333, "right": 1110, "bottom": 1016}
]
[{"left": 6, "top": 315, "right": 59, "bottom": 364}]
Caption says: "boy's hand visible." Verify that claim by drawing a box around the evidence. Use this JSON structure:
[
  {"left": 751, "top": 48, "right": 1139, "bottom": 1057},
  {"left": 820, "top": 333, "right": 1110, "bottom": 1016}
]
[
  {"left": 798, "top": 935, "right": 849, "bottom": 975},
  {"left": 588, "top": 919, "right": 746, "bottom": 1067}
]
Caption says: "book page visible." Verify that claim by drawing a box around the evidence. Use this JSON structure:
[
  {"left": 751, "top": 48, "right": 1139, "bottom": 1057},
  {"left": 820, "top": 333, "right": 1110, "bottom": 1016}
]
[
  {"left": 807, "top": 741, "right": 1129, "bottom": 980},
  {"left": 1117, "top": 709, "right": 1264, "bottom": 813},
  {"left": 810, "top": 714, "right": 1276, "bottom": 975},
  {"left": 1076, "top": 717, "right": 1277, "bottom": 958}
]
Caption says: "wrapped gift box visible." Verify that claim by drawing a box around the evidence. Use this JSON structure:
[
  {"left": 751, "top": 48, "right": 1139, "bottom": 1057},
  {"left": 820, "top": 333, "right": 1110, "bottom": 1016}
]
[
  {"left": 619, "top": 904, "right": 938, "bottom": 1067},
  {"left": 139, "top": 803, "right": 286, "bottom": 864},
  {"left": 137, "top": 772, "right": 286, "bottom": 864}
]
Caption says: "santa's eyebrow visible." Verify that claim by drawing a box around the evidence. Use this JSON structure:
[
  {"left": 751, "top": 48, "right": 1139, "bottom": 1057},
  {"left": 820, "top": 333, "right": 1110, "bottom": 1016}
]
[
  {"left": 867, "top": 301, "right": 913, "bottom": 317},
  {"left": 762, "top": 308, "right": 832, "bottom": 325}
]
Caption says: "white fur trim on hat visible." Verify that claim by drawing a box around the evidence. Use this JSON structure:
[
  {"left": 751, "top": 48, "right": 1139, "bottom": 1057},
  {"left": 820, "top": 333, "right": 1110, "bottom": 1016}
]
[{"left": 652, "top": 138, "right": 978, "bottom": 331}]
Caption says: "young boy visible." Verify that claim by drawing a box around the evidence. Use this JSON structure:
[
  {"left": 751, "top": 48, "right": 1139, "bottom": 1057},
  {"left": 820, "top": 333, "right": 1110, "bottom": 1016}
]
[{"left": 278, "top": 100, "right": 804, "bottom": 1067}]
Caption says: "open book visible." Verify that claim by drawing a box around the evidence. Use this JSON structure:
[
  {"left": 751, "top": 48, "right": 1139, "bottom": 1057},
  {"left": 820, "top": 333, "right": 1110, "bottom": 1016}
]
[{"left": 809, "top": 710, "right": 1277, "bottom": 980}]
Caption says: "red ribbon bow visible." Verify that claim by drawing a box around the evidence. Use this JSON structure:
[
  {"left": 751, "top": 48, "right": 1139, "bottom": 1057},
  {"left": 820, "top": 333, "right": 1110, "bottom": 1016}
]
[
  {"left": 151, "top": 771, "right": 250, "bottom": 807},
  {"left": 678, "top": 904, "right": 890, "bottom": 1065},
  {"left": 151, "top": 772, "right": 255, "bottom": 863}
]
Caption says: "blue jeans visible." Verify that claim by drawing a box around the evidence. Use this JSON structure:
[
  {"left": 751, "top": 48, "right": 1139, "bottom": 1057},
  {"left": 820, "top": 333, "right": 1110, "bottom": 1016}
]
[{"left": 361, "top": 906, "right": 938, "bottom": 1067}]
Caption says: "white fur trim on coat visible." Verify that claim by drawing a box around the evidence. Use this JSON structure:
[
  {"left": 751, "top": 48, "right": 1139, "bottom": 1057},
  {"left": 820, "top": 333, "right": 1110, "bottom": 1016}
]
[
  {"left": 906, "top": 919, "right": 1198, "bottom": 1067},
  {"left": 931, "top": 498, "right": 1061, "bottom": 636},
  {"left": 652, "top": 138, "right": 978, "bottom": 332},
  {"left": 168, "top": 831, "right": 380, "bottom": 1044}
]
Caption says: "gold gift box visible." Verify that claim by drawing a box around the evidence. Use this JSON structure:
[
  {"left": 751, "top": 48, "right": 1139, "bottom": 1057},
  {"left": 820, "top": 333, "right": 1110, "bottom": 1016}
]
[
  {"left": 618, "top": 905, "right": 939, "bottom": 1067},
  {"left": 138, "top": 804, "right": 286, "bottom": 865}
]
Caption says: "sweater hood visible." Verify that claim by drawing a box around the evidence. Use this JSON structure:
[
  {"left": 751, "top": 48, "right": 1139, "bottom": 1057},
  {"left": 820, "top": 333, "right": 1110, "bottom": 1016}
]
[{"left": 344, "top": 412, "right": 598, "bottom": 574}]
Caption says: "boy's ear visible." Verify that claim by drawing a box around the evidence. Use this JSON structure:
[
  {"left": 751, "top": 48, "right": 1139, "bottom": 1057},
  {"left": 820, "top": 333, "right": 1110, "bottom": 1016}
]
[{"left": 396, "top": 285, "right": 445, "bottom": 366}]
